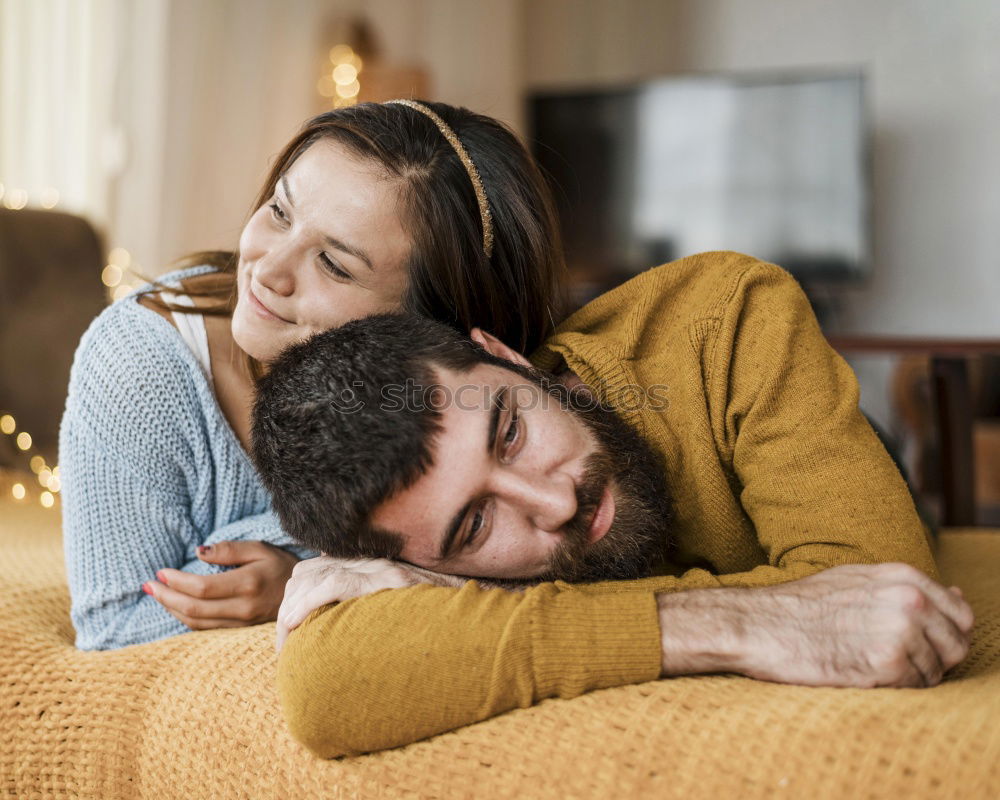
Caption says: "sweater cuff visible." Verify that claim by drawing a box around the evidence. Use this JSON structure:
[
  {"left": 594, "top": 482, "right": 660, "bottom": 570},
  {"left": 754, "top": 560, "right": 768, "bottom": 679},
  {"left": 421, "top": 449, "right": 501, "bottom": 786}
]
[{"left": 531, "top": 589, "right": 662, "bottom": 699}]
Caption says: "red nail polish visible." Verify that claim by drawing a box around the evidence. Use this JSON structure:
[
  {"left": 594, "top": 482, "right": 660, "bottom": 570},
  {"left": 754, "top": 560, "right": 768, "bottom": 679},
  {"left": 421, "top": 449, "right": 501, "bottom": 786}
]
[
  {"left": 197, "top": 545, "right": 212, "bottom": 556},
  {"left": 156, "top": 570, "right": 168, "bottom": 585},
  {"left": 141, "top": 582, "right": 153, "bottom": 596}
]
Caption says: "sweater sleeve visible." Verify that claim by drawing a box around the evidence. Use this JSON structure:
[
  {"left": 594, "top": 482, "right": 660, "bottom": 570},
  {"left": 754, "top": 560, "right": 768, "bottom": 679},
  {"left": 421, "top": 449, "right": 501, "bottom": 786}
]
[
  {"left": 710, "top": 262, "right": 938, "bottom": 578},
  {"left": 277, "top": 548, "right": 854, "bottom": 759},
  {"left": 277, "top": 581, "right": 662, "bottom": 758},
  {"left": 59, "top": 303, "right": 302, "bottom": 650}
]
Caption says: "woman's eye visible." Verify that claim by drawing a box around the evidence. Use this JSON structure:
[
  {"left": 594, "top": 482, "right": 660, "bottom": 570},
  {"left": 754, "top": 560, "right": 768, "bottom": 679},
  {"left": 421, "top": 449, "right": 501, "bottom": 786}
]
[
  {"left": 319, "top": 253, "right": 351, "bottom": 281},
  {"left": 269, "top": 202, "right": 287, "bottom": 223}
]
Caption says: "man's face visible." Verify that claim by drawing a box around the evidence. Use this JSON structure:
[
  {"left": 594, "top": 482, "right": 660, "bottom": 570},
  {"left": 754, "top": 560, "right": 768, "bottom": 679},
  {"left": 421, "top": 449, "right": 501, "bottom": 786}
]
[{"left": 370, "top": 361, "right": 673, "bottom": 582}]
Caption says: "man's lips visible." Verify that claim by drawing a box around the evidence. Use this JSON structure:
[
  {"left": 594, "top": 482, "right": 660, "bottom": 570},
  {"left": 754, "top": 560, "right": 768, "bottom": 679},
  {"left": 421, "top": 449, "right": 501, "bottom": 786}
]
[
  {"left": 586, "top": 484, "right": 615, "bottom": 544},
  {"left": 247, "top": 284, "right": 291, "bottom": 323}
]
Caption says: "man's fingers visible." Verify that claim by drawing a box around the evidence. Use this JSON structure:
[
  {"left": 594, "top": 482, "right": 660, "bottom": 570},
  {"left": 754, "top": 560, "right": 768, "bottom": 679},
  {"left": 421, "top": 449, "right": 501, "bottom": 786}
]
[
  {"left": 880, "top": 564, "right": 975, "bottom": 636},
  {"left": 277, "top": 570, "right": 327, "bottom": 625},
  {"left": 276, "top": 569, "right": 337, "bottom": 632},
  {"left": 196, "top": 540, "right": 272, "bottom": 566},
  {"left": 277, "top": 563, "right": 361, "bottom": 647},
  {"left": 905, "top": 651, "right": 938, "bottom": 688},
  {"left": 155, "top": 567, "right": 246, "bottom": 600},
  {"left": 277, "top": 588, "right": 342, "bottom": 653},
  {"left": 921, "top": 581, "right": 975, "bottom": 636},
  {"left": 276, "top": 590, "right": 308, "bottom": 639},
  {"left": 285, "top": 584, "right": 345, "bottom": 631},
  {"left": 278, "top": 582, "right": 308, "bottom": 623},
  {"left": 920, "top": 608, "right": 970, "bottom": 674}
]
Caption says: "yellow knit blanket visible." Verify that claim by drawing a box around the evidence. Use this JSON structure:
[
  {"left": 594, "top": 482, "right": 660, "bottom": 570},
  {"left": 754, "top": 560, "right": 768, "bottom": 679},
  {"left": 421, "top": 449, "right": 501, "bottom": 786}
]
[{"left": 2, "top": 496, "right": 998, "bottom": 799}]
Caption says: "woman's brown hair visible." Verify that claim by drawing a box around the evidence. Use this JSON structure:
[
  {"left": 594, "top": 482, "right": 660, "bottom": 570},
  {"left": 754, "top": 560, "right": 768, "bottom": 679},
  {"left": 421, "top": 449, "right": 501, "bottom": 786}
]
[{"left": 144, "top": 101, "right": 567, "bottom": 374}]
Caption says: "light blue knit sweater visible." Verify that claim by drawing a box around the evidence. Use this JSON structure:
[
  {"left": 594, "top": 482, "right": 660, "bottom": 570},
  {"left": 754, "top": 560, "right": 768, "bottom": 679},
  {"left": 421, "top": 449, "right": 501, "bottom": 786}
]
[{"left": 59, "top": 265, "right": 313, "bottom": 650}]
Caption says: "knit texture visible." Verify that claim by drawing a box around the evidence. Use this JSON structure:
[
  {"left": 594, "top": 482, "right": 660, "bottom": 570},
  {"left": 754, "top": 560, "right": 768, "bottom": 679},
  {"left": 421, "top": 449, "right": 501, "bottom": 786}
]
[
  {"left": 58, "top": 265, "right": 312, "bottom": 650},
  {"left": 1, "top": 494, "right": 997, "bottom": 799},
  {"left": 279, "top": 252, "right": 938, "bottom": 755}
]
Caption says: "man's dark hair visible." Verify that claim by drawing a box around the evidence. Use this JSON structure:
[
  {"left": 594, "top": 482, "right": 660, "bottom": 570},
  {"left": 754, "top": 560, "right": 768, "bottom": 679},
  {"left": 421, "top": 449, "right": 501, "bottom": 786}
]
[{"left": 251, "top": 313, "right": 526, "bottom": 558}]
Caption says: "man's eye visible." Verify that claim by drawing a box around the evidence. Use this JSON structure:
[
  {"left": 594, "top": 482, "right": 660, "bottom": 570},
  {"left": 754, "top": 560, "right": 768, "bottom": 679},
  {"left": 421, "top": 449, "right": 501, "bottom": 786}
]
[
  {"left": 503, "top": 411, "right": 519, "bottom": 448},
  {"left": 466, "top": 509, "right": 484, "bottom": 545}
]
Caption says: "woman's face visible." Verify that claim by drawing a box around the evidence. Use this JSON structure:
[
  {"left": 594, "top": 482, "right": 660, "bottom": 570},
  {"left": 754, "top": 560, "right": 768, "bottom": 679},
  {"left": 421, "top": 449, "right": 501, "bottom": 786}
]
[{"left": 232, "top": 139, "right": 411, "bottom": 364}]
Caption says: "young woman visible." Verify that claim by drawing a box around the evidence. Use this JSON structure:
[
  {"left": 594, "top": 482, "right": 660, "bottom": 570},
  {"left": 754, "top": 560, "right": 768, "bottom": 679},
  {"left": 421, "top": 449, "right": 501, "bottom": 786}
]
[{"left": 60, "top": 100, "right": 566, "bottom": 650}]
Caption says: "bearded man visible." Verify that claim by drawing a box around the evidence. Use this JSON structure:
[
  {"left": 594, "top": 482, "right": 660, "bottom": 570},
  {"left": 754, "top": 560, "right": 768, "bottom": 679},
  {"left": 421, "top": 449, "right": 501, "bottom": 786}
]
[{"left": 249, "top": 252, "right": 972, "bottom": 757}]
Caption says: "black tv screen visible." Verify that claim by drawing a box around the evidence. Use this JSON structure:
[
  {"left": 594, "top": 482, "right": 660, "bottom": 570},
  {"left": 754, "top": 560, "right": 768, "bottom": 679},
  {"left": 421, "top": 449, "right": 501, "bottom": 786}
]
[{"left": 528, "top": 72, "right": 869, "bottom": 296}]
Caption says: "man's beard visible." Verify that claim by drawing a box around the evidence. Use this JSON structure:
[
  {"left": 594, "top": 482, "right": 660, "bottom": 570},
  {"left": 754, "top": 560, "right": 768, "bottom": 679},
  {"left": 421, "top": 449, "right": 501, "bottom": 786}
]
[{"left": 527, "top": 377, "right": 675, "bottom": 583}]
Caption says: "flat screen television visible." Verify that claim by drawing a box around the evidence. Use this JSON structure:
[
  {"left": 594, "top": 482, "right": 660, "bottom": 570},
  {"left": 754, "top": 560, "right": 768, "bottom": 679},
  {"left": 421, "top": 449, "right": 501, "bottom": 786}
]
[{"left": 528, "top": 72, "right": 869, "bottom": 299}]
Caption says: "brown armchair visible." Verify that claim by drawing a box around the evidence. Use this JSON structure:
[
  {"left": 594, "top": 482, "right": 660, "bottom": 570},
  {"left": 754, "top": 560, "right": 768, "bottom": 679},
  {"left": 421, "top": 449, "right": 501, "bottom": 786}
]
[{"left": 0, "top": 208, "right": 106, "bottom": 467}]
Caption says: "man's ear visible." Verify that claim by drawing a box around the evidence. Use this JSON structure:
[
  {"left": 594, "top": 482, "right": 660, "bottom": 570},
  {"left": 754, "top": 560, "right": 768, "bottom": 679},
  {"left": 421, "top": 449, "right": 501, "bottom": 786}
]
[{"left": 469, "top": 327, "right": 533, "bottom": 368}]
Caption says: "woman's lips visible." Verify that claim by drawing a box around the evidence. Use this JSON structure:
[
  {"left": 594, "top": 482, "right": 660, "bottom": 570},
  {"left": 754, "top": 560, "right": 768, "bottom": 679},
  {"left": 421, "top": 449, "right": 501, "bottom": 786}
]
[
  {"left": 587, "top": 484, "right": 615, "bottom": 544},
  {"left": 247, "top": 284, "right": 291, "bottom": 323}
]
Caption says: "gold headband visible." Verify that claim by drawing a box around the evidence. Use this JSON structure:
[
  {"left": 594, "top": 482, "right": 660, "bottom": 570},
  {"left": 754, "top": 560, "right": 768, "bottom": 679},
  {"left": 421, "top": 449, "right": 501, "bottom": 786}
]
[{"left": 386, "top": 99, "right": 494, "bottom": 258}]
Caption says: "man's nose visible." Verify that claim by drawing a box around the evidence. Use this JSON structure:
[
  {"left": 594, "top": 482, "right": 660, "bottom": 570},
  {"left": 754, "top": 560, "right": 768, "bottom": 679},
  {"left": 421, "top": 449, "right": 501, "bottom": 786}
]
[{"left": 494, "top": 469, "right": 578, "bottom": 533}]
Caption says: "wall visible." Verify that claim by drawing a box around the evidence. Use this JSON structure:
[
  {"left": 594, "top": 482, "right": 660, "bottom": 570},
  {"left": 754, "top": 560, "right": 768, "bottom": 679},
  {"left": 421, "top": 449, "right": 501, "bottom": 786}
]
[
  {"left": 9, "top": 0, "right": 994, "bottom": 340},
  {"left": 135, "top": 0, "right": 523, "bottom": 276},
  {"left": 525, "top": 0, "right": 1000, "bottom": 337},
  {"left": 524, "top": 0, "right": 1000, "bottom": 425}
]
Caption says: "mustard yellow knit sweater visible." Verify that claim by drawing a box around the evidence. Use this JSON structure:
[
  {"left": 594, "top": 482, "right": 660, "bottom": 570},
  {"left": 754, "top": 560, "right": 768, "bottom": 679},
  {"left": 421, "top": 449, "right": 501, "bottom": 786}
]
[{"left": 278, "top": 251, "right": 937, "bottom": 757}]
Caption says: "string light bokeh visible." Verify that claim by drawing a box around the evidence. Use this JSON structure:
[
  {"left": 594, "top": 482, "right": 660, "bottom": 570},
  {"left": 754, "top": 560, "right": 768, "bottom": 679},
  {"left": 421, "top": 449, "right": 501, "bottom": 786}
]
[
  {"left": 1, "top": 186, "right": 145, "bottom": 507},
  {"left": 318, "top": 44, "right": 363, "bottom": 108},
  {"left": 1, "top": 412, "right": 61, "bottom": 508}
]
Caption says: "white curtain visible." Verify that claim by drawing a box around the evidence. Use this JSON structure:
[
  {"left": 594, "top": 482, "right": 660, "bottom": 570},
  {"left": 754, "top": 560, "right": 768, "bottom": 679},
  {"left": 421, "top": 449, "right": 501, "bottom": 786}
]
[
  {"left": 0, "top": 0, "right": 168, "bottom": 272},
  {"left": 1, "top": 0, "right": 523, "bottom": 276}
]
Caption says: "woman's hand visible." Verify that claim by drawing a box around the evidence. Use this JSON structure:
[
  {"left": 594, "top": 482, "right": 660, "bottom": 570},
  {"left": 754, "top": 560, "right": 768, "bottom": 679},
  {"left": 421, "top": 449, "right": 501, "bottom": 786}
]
[
  {"left": 144, "top": 541, "right": 299, "bottom": 630},
  {"left": 275, "top": 556, "right": 467, "bottom": 652}
]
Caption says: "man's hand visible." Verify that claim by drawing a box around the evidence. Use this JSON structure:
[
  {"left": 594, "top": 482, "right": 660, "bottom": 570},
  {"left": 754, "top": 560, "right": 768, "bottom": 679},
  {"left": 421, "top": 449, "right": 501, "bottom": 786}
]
[
  {"left": 658, "top": 562, "right": 974, "bottom": 688},
  {"left": 145, "top": 540, "right": 299, "bottom": 630},
  {"left": 276, "top": 556, "right": 467, "bottom": 652}
]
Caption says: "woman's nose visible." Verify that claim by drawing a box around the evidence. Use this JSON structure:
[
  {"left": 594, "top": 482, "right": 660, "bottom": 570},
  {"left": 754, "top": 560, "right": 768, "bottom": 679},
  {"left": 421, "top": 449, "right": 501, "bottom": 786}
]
[
  {"left": 496, "top": 469, "right": 578, "bottom": 534},
  {"left": 254, "top": 243, "right": 296, "bottom": 297}
]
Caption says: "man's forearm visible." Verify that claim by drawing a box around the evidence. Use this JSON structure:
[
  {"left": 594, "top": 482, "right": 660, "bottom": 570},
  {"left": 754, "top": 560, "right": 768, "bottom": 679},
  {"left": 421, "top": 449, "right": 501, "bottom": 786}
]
[
  {"left": 655, "top": 563, "right": 973, "bottom": 688},
  {"left": 657, "top": 589, "right": 746, "bottom": 676},
  {"left": 278, "top": 562, "right": 973, "bottom": 758}
]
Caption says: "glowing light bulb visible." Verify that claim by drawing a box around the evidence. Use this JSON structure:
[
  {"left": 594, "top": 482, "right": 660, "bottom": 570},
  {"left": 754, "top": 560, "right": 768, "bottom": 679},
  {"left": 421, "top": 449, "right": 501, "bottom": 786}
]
[
  {"left": 12, "top": 483, "right": 25, "bottom": 500},
  {"left": 329, "top": 45, "right": 354, "bottom": 64},
  {"left": 40, "top": 491, "right": 55, "bottom": 508},
  {"left": 335, "top": 80, "right": 360, "bottom": 99},
  {"left": 102, "top": 264, "right": 123, "bottom": 287},
  {"left": 48, "top": 477, "right": 62, "bottom": 493},
  {"left": 0, "top": 414, "right": 14, "bottom": 434},
  {"left": 40, "top": 188, "right": 60, "bottom": 208},
  {"left": 38, "top": 468, "right": 53, "bottom": 487},
  {"left": 4, "top": 188, "right": 28, "bottom": 210},
  {"left": 30, "top": 455, "right": 46, "bottom": 473},
  {"left": 112, "top": 284, "right": 132, "bottom": 302},
  {"left": 108, "top": 247, "right": 131, "bottom": 267},
  {"left": 16, "top": 432, "right": 31, "bottom": 450},
  {"left": 333, "top": 63, "right": 358, "bottom": 85},
  {"left": 52, "top": 466, "right": 60, "bottom": 478}
]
